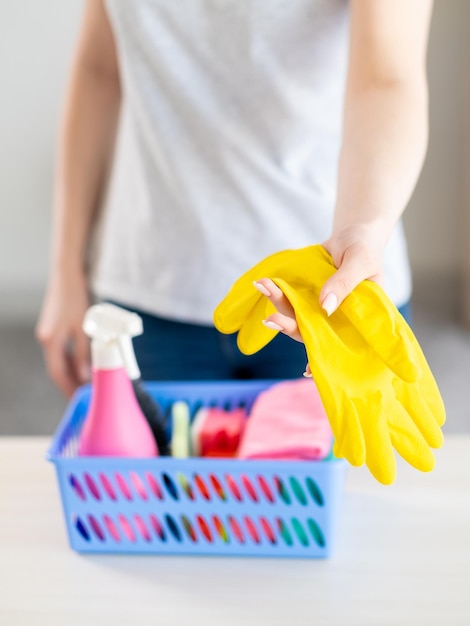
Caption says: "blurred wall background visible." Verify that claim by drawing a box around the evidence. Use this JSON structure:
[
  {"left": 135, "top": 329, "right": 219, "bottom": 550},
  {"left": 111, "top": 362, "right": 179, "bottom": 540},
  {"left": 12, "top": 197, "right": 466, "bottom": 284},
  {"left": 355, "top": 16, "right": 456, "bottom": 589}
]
[
  {"left": 0, "top": 0, "right": 82, "bottom": 321},
  {"left": 0, "top": 0, "right": 468, "bottom": 322}
]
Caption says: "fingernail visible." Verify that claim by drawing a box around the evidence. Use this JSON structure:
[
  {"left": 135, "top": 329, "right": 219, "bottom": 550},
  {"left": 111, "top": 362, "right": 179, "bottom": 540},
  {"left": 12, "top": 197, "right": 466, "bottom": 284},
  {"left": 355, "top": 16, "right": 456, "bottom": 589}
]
[
  {"left": 322, "top": 292, "right": 338, "bottom": 316},
  {"left": 262, "top": 319, "right": 284, "bottom": 331},
  {"left": 303, "top": 371, "right": 313, "bottom": 378},
  {"left": 253, "top": 281, "right": 271, "bottom": 297}
]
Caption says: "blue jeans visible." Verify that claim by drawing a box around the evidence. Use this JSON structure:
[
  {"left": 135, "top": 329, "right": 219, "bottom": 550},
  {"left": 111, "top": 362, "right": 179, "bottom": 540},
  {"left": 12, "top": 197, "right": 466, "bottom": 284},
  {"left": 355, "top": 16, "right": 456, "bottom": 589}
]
[{"left": 112, "top": 301, "right": 412, "bottom": 381}]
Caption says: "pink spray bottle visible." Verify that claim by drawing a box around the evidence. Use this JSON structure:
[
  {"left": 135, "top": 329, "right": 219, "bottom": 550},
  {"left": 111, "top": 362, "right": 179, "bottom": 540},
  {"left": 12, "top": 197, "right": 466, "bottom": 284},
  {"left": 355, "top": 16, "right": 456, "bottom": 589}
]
[{"left": 78, "top": 304, "right": 158, "bottom": 457}]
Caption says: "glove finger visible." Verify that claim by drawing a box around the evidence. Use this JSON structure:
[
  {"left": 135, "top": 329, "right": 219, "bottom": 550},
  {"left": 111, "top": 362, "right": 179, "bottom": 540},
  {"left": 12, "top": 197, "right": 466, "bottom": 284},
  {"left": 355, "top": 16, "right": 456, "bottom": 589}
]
[
  {"left": 237, "top": 297, "right": 278, "bottom": 355},
  {"left": 388, "top": 402, "right": 436, "bottom": 473},
  {"left": 408, "top": 348, "right": 446, "bottom": 427},
  {"left": 213, "top": 287, "right": 261, "bottom": 334},
  {"left": 393, "top": 378, "right": 444, "bottom": 448},
  {"left": 332, "top": 440, "right": 344, "bottom": 460},
  {"left": 340, "top": 282, "right": 421, "bottom": 383},
  {"left": 328, "top": 393, "right": 366, "bottom": 467},
  {"left": 304, "top": 360, "right": 366, "bottom": 466},
  {"left": 389, "top": 320, "right": 445, "bottom": 427},
  {"left": 271, "top": 277, "right": 367, "bottom": 465},
  {"left": 213, "top": 249, "right": 297, "bottom": 333},
  {"left": 355, "top": 394, "right": 397, "bottom": 485}
]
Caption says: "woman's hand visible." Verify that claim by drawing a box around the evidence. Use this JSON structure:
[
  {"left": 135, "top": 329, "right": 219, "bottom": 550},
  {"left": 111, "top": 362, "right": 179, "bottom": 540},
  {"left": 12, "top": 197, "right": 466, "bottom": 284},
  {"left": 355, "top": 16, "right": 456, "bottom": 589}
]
[
  {"left": 320, "top": 225, "right": 384, "bottom": 315},
  {"left": 254, "top": 229, "right": 385, "bottom": 375},
  {"left": 35, "top": 269, "right": 91, "bottom": 397},
  {"left": 35, "top": 0, "right": 121, "bottom": 397}
]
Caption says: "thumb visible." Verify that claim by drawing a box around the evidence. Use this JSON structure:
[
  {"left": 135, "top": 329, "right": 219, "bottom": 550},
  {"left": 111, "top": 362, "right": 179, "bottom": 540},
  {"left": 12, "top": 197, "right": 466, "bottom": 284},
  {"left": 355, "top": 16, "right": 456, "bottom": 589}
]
[{"left": 319, "top": 246, "right": 382, "bottom": 316}]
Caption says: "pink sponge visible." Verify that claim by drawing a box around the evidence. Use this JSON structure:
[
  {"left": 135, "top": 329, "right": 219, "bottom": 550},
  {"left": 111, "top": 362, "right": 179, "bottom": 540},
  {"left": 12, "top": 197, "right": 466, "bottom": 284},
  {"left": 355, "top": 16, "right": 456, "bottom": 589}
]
[
  {"left": 237, "top": 378, "right": 333, "bottom": 461},
  {"left": 191, "top": 407, "right": 247, "bottom": 457}
]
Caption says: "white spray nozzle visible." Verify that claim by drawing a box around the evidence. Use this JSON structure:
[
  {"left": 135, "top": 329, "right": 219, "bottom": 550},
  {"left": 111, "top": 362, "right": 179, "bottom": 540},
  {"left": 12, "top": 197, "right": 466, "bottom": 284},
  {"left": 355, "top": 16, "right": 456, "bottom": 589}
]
[
  {"left": 83, "top": 303, "right": 143, "bottom": 340},
  {"left": 83, "top": 304, "right": 143, "bottom": 376}
]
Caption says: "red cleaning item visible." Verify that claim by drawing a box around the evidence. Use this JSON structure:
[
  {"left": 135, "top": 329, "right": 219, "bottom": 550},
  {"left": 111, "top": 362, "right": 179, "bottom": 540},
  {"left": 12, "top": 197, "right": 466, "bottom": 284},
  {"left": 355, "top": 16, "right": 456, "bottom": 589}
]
[
  {"left": 238, "top": 379, "right": 333, "bottom": 460},
  {"left": 191, "top": 407, "right": 246, "bottom": 458}
]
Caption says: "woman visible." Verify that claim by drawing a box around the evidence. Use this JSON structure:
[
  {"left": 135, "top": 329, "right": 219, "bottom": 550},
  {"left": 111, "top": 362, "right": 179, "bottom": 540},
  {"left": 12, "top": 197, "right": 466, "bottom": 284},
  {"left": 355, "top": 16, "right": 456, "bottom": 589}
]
[{"left": 37, "top": 0, "right": 433, "bottom": 394}]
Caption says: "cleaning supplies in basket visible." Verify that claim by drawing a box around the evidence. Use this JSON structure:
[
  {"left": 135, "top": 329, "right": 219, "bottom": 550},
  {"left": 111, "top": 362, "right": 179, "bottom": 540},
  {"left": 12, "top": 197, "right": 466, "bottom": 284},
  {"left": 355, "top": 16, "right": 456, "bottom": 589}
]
[
  {"left": 214, "top": 244, "right": 446, "bottom": 484},
  {"left": 191, "top": 406, "right": 246, "bottom": 457},
  {"left": 48, "top": 380, "right": 346, "bottom": 557},
  {"left": 87, "top": 303, "right": 169, "bottom": 454},
  {"left": 238, "top": 378, "right": 333, "bottom": 460},
  {"left": 171, "top": 401, "right": 191, "bottom": 458},
  {"left": 78, "top": 304, "right": 159, "bottom": 457}
]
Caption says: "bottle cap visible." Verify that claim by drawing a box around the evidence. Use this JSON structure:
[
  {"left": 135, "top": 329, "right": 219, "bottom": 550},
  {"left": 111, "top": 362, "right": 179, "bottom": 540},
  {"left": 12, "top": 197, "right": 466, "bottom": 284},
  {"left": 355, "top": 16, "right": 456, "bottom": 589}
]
[{"left": 83, "top": 304, "right": 144, "bottom": 372}]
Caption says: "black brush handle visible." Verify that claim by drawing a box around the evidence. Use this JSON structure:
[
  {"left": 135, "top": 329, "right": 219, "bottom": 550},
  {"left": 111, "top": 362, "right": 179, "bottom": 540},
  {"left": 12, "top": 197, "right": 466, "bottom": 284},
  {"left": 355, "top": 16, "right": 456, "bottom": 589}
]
[{"left": 132, "top": 379, "right": 170, "bottom": 455}]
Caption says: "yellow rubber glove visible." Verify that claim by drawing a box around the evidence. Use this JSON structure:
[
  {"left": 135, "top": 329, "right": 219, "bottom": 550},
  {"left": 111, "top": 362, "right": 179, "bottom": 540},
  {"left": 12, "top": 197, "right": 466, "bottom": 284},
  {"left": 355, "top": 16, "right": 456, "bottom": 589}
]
[{"left": 214, "top": 245, "right": 445, "bottom": 484}]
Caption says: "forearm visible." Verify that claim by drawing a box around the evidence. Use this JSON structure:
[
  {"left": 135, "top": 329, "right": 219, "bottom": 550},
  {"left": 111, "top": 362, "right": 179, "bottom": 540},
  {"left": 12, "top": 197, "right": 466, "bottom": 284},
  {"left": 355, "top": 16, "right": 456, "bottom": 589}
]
[
  {"left": 37, "top": 1, "right": 121, "bottom": 396},
  {"left": 333, "top": 77, "right": 428, "bottom": 249},
  {"left": 50, "top": 62, "right": 120, "bottom": 277}
]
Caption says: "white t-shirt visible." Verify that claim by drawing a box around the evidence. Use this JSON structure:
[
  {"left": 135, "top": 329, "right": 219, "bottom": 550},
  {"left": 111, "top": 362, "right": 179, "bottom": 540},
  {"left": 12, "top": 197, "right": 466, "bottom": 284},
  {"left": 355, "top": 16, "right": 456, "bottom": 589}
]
[{"left": 91, "top": 0, "right": 412, "bottom": 324}]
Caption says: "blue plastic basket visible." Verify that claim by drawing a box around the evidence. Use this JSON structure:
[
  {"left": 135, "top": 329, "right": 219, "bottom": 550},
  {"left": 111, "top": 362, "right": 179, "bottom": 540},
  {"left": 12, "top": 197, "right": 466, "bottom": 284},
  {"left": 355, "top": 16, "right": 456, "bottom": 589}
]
[{"left": 46, "top": 380, "right": 347, "bottom": 557}]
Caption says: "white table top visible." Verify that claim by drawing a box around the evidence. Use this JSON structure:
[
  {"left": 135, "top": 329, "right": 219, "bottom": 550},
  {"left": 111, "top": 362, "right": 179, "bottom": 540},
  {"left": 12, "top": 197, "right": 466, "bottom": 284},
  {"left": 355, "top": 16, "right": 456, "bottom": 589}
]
[{"left": 1, "top": 436, "right": 469, "bottom": 626}]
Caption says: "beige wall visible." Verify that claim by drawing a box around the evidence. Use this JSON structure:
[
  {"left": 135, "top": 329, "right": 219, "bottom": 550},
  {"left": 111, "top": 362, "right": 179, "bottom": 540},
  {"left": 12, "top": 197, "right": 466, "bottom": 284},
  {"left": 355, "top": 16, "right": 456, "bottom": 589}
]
[
  {"left": 0, "top": 1, "right": 467, "bottom": 320},
  {"left": 0, "top": 0, "right": 82, "bottom": 319},
  {"left": 404, "top": 0, "right": 468, "bottom": 282}
]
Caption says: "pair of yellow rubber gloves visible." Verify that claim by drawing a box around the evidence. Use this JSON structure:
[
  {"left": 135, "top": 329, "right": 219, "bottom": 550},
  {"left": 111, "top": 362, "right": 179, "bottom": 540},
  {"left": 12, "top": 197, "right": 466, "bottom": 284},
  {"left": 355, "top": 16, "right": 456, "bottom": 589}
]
[{"left": 213, "top": 245, "right": 445, "bottom": 485}]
